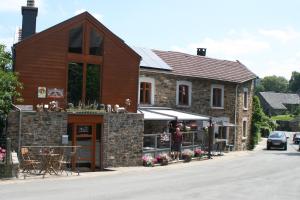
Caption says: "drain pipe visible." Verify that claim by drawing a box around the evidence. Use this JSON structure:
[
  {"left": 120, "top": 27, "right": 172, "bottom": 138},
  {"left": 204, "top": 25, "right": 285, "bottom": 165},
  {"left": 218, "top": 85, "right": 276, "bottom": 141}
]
[
  {"left": 12, "top": 104, "right": 22, "bottom": 153},
  {"left": 234, "top": 84, "right": 239, "bottom": 151}
]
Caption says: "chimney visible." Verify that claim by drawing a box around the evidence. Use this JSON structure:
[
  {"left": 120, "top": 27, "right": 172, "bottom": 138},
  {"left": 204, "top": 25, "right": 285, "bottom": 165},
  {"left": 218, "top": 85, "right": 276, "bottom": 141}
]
[
  {"left": 21, "top": 0, "right": 38, "bottom": 40},
  {"left": 197, "top": 48, "right": 206, "bottom": 56}
]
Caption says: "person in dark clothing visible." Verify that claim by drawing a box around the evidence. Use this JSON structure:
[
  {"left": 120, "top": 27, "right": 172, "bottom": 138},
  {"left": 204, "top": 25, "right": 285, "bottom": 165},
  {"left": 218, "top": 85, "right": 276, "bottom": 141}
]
[{"left": 172, "top": 124, "right": 183, "bottom": 160}]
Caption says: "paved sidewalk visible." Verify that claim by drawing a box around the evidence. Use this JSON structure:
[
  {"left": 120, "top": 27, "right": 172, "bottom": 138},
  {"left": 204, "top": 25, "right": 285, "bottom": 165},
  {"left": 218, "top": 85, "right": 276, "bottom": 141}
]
[{"left": 1, "top": 140, "right": 267, "bottom": 184}]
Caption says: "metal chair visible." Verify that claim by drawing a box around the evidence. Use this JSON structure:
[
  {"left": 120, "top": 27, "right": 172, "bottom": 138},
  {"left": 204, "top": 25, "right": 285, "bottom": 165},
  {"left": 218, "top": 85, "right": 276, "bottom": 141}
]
[{"left": 20, "top": 147, "right": 40, "bottom": 177}]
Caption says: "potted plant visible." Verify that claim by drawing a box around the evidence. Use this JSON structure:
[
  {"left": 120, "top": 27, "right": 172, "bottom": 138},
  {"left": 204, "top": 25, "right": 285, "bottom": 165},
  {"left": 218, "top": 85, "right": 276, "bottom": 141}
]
[
  {"left": 142, "top": 155, "right": 155, "bottom": 167},
  {"left": 0, "top": 147, "right": 6, "bottom": 163},
  {"left": 156, "top": 153, "right": 170, "bottom": 166},
  {"left": 181, "top": 149, "right": 194, "bottom": 162},
  {"left": 194, "top": 148, "right": 203, "bottom": 158}
]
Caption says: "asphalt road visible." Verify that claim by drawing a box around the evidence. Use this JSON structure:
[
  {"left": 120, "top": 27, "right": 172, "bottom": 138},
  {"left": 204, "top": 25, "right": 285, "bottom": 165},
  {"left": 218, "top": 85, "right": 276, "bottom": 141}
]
[{"left": 1, "top": 133, "right": 300, "bottom": 200}]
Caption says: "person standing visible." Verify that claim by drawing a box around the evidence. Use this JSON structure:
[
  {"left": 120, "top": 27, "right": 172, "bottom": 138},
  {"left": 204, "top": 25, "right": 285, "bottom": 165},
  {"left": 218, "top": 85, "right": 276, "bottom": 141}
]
[{"left": 172, "top": 123, "right": 183, "bottom": 161}]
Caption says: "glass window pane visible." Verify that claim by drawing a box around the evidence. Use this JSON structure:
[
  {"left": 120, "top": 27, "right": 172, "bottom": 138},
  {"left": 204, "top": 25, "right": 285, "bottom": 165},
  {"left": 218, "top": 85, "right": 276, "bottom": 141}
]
[
  {"left": 67, "top": 63, "right": 83, "bottom": 106},
  {"left": 86, "top": 64, "right": 101, "bottom": 104},
  {"left": 69, "top": 26, "right": 83, "bottom": 54},
  {"left": 89, "top": 28, "right": 103, "bottom": 56},
  {"left": 213, "top": 88, "right": 222, "bottom": 107}
]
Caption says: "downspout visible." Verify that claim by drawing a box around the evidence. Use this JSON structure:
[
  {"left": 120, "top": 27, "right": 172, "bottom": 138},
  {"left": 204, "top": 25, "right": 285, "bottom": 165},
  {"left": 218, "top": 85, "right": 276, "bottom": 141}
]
[{"left": 234, "top": 84, "right": 239, "bottom": 151}]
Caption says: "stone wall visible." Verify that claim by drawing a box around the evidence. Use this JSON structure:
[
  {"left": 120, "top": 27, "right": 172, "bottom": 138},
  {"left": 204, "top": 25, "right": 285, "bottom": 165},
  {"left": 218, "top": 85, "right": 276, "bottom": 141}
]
[
  {"left": 103, "top": 113, "right": 144, "bottom": 168},
  {"left": 140, "top": 70, "right": 254, "bottom": 150},
  {"left": 7, "top": 111, "right": 67, "bottom": 152}
]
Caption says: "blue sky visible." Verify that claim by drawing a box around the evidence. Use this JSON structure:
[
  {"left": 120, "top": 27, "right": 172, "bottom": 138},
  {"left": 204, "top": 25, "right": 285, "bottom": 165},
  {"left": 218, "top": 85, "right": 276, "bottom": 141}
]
[{"left": 1, "top": 0, "right": 300, "bottom": 80}]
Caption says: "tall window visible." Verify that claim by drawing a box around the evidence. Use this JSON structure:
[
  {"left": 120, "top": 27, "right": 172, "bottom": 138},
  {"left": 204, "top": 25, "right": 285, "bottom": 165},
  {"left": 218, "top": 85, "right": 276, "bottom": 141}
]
[
  {"left": 211, "top": 85, "right": 224, "bottom": 108},
  {"left": 69, "top": 26, "right": 83, "bottom": 54},
  {"left": 67, "top": 63, "right": 101, "bottom": 106},
  {"left": 67, "top": 63, "right": 83, "bottom": 105},
  {"left": 89, "top": 28, "right": 103, "bottom": 56},
  {"left": 67, "top": 24, "right": 103, "bottom": 106},
  {"left": 243, "top": 88, "right": 248, "bottom": 110},
  {"left": 176, "top": 81, "right": 192, "bottom": 106},
  {"left": 86, "top": 64, "right": 100, "bottom": 104},
  {"left": 242, "top": 118, "right": 247, "bottom": 137},
  {"left": 140, "top": 82, "right": 151, "bottom": 104}
]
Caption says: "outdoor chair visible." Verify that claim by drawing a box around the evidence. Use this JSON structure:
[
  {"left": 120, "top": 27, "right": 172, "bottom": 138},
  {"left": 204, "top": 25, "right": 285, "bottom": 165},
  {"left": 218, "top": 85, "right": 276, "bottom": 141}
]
[
  {"left": 20, "top": 147, "right": 40, "bottom": 175},
  {"left": 58, "top": 151, "right": 76, "bottom": 176}
]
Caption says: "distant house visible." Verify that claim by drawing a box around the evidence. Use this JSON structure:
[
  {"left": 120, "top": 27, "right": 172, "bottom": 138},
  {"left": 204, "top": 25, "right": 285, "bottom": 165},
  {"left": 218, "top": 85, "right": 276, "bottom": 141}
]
[
  {"left": 258, "top": 92, "right": 300, "bottom": 116},
  {"left": 134, "top": 47, "right": 257, "bottom": 150}
]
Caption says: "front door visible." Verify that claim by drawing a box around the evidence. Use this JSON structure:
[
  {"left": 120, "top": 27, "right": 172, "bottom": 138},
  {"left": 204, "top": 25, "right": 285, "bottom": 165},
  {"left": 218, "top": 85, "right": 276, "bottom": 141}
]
[{"left": 72, "top": 124, "right": 96, "bottom": 171}]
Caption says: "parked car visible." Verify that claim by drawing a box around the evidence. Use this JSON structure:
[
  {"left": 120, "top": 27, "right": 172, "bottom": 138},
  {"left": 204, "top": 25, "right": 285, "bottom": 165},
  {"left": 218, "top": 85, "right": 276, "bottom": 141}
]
[
  {"left": 293, "top": 132, "right": 300, "bottom": 144},
  {"left": 267, "top": 131, "right": 288, "bottom": 150}
]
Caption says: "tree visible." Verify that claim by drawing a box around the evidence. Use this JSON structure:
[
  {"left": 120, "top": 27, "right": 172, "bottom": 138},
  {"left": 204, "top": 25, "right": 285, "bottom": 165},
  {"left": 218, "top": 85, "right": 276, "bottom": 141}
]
[
  {"left": 289, "top": 71, "right": 300, "bottom": 93},
  {"left": 249, "top": 96, "right": 263, "bottom": 150},
  {"left": 248, "top": 96, "right": 276, "bottom": 150},
  {"left": 0, "top": 44, "right": 22, "bottom": 136},
  {"left": 259, "top": 76, "right": 289, "bottom": 93},
  {"left": 0, "top": 44, "right": 12, "bottom": 71}
]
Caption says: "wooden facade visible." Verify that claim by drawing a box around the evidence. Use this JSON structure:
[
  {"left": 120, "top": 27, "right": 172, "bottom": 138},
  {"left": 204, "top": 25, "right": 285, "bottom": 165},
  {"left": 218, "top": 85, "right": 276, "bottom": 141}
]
[{"left": 14, "top": 12, "right": 141, "bottom": 112}]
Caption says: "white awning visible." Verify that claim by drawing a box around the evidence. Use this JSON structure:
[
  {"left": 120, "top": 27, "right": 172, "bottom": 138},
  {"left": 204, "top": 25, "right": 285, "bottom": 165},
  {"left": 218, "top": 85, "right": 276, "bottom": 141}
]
[
  {"left": 137, "top": 109, "right": 175, "bottom": 121},
  {"left": 138, "top": 107, "right": 209, "bottom": 121}
]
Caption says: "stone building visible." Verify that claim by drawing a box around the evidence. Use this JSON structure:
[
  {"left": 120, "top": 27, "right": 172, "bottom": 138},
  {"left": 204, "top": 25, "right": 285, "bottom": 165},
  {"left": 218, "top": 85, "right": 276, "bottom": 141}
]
[
  {"left": 258, "top": 92, "right": 300, "bottom": 116},
  {"left": 134, "top": 47, "right": 256, "bottom": 150}
]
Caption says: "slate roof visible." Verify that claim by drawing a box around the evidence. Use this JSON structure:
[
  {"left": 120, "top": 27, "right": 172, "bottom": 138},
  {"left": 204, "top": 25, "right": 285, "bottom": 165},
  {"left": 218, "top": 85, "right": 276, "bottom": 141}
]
[
  {"left": 149, "top": 50, "right": 257, "bottom": 83},
  {"left": 259, "top": 92, "right": 300, "bottom": 109}
]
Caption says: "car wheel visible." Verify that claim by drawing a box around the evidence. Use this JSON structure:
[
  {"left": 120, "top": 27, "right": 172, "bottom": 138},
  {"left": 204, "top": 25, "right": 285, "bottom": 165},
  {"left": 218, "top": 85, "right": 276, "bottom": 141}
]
[
  {"left": 284, "top": 143, "right": 287, "bottom": 150},
  {"left": 267, "top": 145, "right": 270, "bottom": 150}
]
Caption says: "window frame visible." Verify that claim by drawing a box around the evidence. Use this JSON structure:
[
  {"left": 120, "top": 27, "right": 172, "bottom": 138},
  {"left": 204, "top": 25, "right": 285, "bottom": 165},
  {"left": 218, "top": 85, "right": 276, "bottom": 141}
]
[
  {"left": 138, "top": 77, "right": 155, "bottom": 105},
  {"left": 176, "top": 81, "right": 192, "bottom": 107},
  {"left": 67, "top": 23, "right": 103, "bottom": 105},
  {"left": 243, "top": 88, "right": 249, "bottom": 110},
  {"left": 211, "top": 84, "right": 224, "bottom": 109}
]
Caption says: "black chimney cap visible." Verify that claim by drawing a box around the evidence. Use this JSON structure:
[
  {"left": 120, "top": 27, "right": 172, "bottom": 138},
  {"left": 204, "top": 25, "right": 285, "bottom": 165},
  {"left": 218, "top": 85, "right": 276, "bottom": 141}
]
[{"left": 197, "top": 48, "right": 206, "bottom": 56}]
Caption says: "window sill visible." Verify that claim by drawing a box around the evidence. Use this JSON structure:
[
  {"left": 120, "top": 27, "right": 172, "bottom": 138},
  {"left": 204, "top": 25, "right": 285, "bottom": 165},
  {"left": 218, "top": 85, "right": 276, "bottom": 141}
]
[
  {"left": 243, "top": 108, "right": 248, "bottom": 111},
  {"left": 211, "top": 107, "right": 224, "bottom": 110},
  {"left": 242, "top": 137, "right": 247, "bottom": 141},
  {"left": 176, "top": 104, "right": 191, "bottom": 108}
]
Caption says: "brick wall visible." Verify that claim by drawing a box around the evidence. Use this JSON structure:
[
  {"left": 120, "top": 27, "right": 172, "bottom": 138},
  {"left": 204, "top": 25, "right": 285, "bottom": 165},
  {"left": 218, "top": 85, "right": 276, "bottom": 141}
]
[{"left": 103, "top": 113, "right": 144, "bottom": 167}]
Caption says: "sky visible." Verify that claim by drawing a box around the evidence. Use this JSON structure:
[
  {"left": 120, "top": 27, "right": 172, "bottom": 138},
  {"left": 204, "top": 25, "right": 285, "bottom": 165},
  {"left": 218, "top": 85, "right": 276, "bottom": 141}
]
[{"left": 0, "top": 0, "right": 300, "bottom": 80}]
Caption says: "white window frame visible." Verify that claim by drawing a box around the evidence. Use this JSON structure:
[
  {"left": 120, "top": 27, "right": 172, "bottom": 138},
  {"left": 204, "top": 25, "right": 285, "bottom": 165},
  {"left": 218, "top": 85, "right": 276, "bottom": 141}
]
[
  {"left": 176, "top": 80, "right": 192, "bottom": 107},
  {"left": 211, "top": 84, "right": 224, "bottom": 109},
  {"left": 138, "top": 77, "right": 155, "bottom": 105},
  {"left": 243, "top": 88, "right": 249, "bottom": 110},
  {"left": 242, "top": 117, "right": 248, "bottom": 139}
]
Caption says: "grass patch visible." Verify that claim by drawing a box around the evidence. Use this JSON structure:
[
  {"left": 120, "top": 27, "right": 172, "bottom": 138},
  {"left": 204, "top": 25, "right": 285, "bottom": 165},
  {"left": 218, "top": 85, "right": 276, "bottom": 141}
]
[{"left": 271, "top": 115, "right": 294, "bottom": 121}]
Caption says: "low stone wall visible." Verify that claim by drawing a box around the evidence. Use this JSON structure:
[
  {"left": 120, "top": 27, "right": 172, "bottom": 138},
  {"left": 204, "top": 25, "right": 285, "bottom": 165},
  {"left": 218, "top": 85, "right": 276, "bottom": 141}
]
[
  {"left": 7, "top": 111, "right": 68, "bottom": 152},
  {"left": 103, "top": 113, "right": 144, "bottom": 168}
]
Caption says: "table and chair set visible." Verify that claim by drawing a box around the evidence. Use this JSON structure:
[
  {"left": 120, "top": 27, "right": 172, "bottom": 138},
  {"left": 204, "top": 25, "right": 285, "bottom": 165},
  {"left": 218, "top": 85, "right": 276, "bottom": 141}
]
[{"left": 20, "top": 146, "right": 80, "bottom": 179}]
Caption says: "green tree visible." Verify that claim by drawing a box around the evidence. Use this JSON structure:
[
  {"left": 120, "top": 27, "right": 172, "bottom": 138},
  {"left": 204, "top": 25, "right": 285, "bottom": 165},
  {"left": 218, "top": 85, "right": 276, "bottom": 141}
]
[
  {"left": 289, "top": 71, "right": 300, "bottom": 93},
  {"left": 249, "top": 96, "right": 263, "bottom": 149},
  {"left": 0, "top": 44, "right": 22, "bottom": 136},
  {"left": 0, "top": 44, "right": 12, "bottom": 71},
  {"left": 259, "top": 75, "right": 289, "bottom": 93}
]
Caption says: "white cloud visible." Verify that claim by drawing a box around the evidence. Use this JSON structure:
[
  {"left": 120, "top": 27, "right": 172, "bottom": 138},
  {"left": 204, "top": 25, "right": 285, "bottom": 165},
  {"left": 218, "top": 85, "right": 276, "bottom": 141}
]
[
  {"left": 74, "top": 9, "right": 103, "bottom": 22},
  {"left": 259, "top": 27, "right": 300, "bottom": 43},
  {"left": 171, "top": 30, "right": 270, "bottom": 60},
  {"left": 0, "top": 0, "right": 44, "bottom": 12}
]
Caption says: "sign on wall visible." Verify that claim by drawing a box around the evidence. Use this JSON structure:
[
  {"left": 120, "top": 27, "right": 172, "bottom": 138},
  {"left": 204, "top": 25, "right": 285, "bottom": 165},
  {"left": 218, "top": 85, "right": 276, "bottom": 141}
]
[
  {"left": 37, "top": 87, "right": 47, "bottom": 98},
  {"left": 47, "top": 88, "right": 64, "bottom": 98}
]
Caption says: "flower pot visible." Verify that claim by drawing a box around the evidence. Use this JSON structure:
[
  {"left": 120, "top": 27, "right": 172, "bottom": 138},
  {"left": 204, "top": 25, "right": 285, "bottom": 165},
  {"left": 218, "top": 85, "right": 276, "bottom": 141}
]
[{"left": 183, "top": 156, "right": 192, "bottom": 162}]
